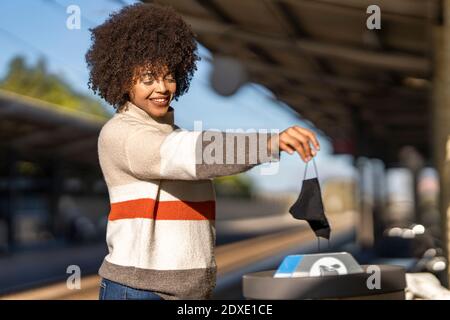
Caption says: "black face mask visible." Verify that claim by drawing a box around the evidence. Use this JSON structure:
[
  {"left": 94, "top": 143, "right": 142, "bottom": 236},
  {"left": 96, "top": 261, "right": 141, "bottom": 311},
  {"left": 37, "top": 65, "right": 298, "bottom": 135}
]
[{"left": 289, "top": 158, "right": 331, "bottom": 240}]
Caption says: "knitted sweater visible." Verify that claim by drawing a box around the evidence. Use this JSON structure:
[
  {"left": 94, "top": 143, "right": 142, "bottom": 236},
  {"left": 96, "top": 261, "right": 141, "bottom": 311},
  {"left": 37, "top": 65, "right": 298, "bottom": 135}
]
[{"left": 97, "top": 101, "right": 280, "bottom": 299}]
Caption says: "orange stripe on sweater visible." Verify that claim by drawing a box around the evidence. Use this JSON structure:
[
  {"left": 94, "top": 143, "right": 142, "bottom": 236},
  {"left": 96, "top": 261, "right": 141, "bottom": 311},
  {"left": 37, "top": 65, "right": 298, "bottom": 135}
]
[{"left": 109, "top": 198, "right": 215, "bottom": 221}]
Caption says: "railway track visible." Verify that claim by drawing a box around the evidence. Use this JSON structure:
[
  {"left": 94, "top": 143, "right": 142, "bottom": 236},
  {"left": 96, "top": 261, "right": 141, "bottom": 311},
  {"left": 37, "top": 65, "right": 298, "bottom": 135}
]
[{"left": 1, "top": 211, "right": 353, "bottom": 300}]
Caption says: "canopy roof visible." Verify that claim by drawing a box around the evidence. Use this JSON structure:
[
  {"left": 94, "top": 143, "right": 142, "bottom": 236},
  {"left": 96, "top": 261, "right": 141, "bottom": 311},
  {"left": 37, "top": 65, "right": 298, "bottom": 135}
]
[{"left": 154, "top": 0, "right": 437, "bottom": 163}]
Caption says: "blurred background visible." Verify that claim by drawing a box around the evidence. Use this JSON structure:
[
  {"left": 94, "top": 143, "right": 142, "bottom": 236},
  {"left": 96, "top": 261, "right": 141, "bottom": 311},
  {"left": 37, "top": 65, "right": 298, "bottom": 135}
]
[{"left": 0, "top": 0, "right": 449, "bottom": 299}]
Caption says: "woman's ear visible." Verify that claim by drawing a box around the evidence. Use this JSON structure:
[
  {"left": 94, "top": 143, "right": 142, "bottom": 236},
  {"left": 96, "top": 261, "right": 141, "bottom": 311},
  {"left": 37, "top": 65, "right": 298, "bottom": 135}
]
[{"left": 128, "top": 88, "right": 134, "bottom": 101}]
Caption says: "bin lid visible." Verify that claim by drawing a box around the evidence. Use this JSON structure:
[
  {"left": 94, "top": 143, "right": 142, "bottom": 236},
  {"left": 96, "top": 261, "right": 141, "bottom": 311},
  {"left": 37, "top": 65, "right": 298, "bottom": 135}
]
[{"left": 243, "top": 265, "right": 406, "bottom": 300}]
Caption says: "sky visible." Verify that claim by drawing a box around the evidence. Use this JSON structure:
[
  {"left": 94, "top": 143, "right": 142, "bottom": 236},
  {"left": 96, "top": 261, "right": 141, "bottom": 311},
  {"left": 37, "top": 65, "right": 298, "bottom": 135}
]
[{"left": 0, "top": 0, "right": 356, "bottom": 193}]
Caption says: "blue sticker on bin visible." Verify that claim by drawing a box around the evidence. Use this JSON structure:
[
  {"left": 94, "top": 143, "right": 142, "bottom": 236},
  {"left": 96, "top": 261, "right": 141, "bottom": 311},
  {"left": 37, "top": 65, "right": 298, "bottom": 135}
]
[
  {"left": 274, "top": 255, "right": 304, "bottom": 278},
  {"left": 273, "top": 252, "right": 364, "bottom": 278}
]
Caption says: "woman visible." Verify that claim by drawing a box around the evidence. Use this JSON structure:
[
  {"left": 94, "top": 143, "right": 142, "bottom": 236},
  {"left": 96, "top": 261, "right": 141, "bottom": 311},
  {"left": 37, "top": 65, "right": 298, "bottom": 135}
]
[{"left": 86, "top": 3, "right": 319, "bottom": 300}]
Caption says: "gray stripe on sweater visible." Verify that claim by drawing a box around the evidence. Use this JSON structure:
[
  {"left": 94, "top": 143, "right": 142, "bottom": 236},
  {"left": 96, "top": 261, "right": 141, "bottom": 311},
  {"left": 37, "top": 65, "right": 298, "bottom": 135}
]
[
  {"left": 99, "top": 259, "right": 217, "bottom": 300},
  {"left": 195, "top": 131, "right": 280, "bottom": 179}
]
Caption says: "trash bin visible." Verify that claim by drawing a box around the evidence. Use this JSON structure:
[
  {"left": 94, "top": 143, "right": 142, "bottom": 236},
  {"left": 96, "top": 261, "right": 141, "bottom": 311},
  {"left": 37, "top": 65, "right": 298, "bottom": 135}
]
[{"left": 243, "top": 258, "right": 406, "bottom": 300}]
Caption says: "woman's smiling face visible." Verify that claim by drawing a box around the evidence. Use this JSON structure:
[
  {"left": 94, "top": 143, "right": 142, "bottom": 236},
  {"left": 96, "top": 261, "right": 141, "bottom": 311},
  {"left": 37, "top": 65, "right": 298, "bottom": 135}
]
[{"left": 129, "top": 65, "right": 177, "bottom": 118}]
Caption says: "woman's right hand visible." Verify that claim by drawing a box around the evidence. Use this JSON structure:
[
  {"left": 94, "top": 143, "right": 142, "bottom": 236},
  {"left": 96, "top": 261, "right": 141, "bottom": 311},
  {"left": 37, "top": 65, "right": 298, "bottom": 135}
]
[{"left": 278, "top": 126, "right": 320, "bottom": 162}]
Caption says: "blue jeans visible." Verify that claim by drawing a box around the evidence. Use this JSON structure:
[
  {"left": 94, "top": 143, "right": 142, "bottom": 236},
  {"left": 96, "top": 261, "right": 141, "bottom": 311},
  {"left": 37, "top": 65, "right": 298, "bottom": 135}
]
[{"left": 99, "top": 278, "right": 164, "bottom": 300}]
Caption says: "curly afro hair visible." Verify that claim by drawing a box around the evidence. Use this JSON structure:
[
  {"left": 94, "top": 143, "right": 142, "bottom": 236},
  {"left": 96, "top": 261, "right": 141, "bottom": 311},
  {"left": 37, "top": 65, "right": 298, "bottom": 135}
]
[{"left": 85, "top": 3, "right": 200, "bottom": 111}]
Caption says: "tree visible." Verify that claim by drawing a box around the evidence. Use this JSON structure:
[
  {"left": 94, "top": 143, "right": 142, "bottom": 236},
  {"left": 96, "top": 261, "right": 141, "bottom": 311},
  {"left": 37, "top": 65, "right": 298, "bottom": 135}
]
[{"left": 0, "top": 55, "right": 108, "bottom": 118}]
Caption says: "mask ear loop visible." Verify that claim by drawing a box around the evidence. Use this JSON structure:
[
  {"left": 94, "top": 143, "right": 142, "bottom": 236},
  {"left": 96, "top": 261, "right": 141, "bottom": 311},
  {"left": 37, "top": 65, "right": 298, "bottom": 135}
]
[
  {"left": 303, "top": 162, "right": 309, "bottom": 181},
  {"left": 313, "top": 158, "right": 331, "bottom": 250},
  {"left": 312, "top": 157, "right": 320, "bottom": 180},
  {"left": 305, "top": 158, "right": 329, "bottom": 252},
  {"left": 303, "top": 157, "right": 320, "bottom": 181}
]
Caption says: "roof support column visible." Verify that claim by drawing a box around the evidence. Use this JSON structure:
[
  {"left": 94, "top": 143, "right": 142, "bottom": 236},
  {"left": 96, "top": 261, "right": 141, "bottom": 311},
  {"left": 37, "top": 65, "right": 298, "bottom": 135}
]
[{"left": 432, "top": 0, "right": 450, "bottom": 287}]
